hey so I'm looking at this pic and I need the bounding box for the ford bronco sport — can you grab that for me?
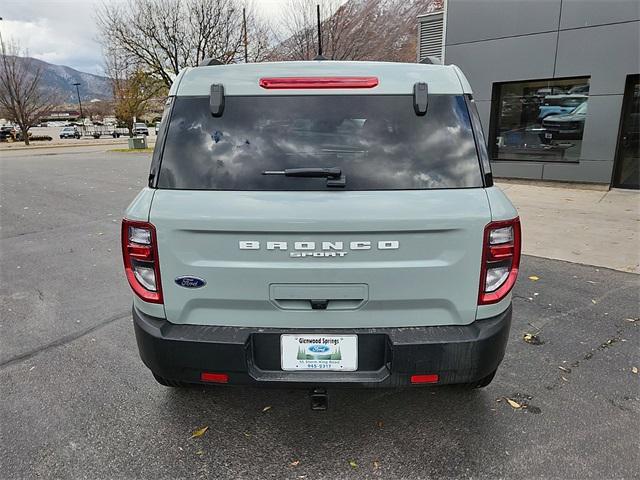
[122,61,521,393]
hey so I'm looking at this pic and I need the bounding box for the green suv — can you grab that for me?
[122,61,521,393]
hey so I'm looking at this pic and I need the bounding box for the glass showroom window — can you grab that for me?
[491,77,590,162]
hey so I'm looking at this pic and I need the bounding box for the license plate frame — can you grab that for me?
[280,334,358,371]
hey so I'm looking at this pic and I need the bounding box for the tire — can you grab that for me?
[460,369,497,389]
[152,372,191,388]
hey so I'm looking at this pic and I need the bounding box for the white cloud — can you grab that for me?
[1,0,109,74]
[0,0,341,74]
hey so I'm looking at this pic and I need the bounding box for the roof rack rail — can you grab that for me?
[199,58,223,67]
[420,56,442,65]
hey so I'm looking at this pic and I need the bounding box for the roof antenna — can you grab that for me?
[313,4,326,60]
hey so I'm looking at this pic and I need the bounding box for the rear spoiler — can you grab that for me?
[210,80,428,117]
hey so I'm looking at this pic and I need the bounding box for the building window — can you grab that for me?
[491,77,590,163]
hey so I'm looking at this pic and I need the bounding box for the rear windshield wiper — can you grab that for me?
[262,167,341,178]
[262,167,346,187]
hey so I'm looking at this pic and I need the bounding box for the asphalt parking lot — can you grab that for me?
[1,146,639,479]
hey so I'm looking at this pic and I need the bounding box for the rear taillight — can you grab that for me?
[478,218,521,305]
[121,219,163,303]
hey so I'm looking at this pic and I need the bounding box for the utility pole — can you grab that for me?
[242,7,248,63]
[72,82,84,123]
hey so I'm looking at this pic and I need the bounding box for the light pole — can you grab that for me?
[72,82,84,123]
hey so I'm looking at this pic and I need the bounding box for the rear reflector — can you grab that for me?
[410,374,439,384]
[259,76,379,89]
[200,372,229,383]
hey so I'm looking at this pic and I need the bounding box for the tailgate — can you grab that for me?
[151,189,490,328]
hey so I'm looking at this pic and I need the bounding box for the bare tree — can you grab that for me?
[0,36,60,145]
[97,0,270,88]
[83,99,114,123]
[275,0,375,61]
[105,49,165,137]
[272,0,444,63]
[243,4,276,63]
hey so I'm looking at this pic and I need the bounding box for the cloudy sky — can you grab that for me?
[0,0,295,76]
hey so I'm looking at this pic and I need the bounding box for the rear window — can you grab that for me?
[157,95,483,190]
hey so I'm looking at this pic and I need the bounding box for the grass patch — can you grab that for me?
[110,147,154,153]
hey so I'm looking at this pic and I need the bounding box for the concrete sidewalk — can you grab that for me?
[497,180,640,274]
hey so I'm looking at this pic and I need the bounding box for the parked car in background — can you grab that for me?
[134,123,149,136]
[538,95,587,121]
[0,125,17,141]
[540,101,588,142]
[59,126,81,139]
[568,84,590,95]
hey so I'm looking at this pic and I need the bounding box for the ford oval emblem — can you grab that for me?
[308,344,330,353]
[175,276,207,289]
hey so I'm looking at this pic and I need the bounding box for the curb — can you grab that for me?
[0,140,157,152]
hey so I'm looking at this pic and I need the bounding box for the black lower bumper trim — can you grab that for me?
[133,305,512,388]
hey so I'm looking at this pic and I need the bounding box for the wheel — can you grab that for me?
[460,369,497,389]
[152,372,191,388]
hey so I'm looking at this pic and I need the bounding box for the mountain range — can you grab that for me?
[15,56,112,102]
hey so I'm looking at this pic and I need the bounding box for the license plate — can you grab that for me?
[281,334,358,371]
[545,133,553,139]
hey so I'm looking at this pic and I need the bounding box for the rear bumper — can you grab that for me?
[133,305,512,388]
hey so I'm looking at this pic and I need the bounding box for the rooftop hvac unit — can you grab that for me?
[417,12,444,63]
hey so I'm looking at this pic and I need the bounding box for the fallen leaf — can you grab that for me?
[243,432,252,437]
[558,366,572,373]
[626,318,638,323]
[591,299,597,304]
[190,426,209,438]
[506,398,521,409]
[561,376,569,382]
[349,460,358,469]
[523,333,544,345]
[290,460,300,467]
[632,367,638,374]
[262,405,272,412]
[376,420,383,428]
[528,275,539,281]
[196,450,204,456]
[373,460,380,470]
